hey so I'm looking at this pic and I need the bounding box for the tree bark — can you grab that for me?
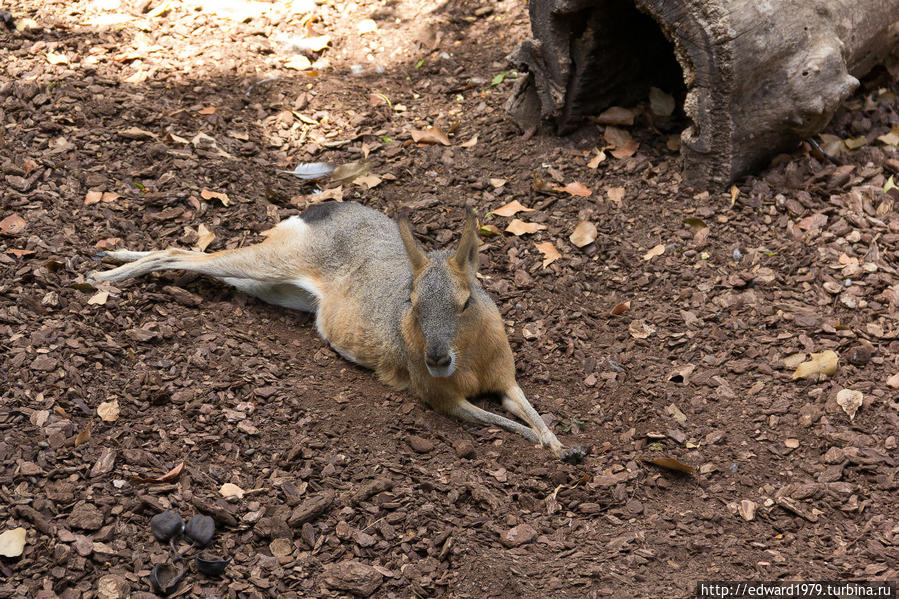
[507,0,899,188]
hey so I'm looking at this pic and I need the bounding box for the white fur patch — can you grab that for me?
[426,350,457,378]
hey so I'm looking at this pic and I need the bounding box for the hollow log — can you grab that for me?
[507,0,899,188]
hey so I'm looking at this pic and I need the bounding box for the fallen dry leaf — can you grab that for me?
[887,373,899,389]
[628,319,655,339]
[84,191,120,206]
[505,220,546,236]
[220,482,245,499]
[591,106,636,126]
[460,135,478,148]
[534,241,561,268]
[0,214,26,235]
[198,106,216,115]
[639,457,695,475]
[410,127,451,146]
[119,126,157,140]
[75,422,91,447]
[0,528,27,558]
[604,126,632,147]
[643,244,665,261]
[729,185,739,208]
[610,140,639,158]
[7,249,35,258]
[556,181,591,197]
[330,161,370,184]
[285,55,312,70]
[87,290,109,305]
[97,399,120,422]
[784,438,800,449]
[354,174,382,189]
[877,126,899,146]
[792,350,838,379]
[606,187,625,204]
[666,364,695,384]
[493,200,534,218]
[489,178,507,188]
[835,389,863,421]
[130,462,185,484]
[609,301,631,316]
[569,221,597,247]
[195,224,215,252]
[738,500,757,521]
[200,188,231,206]
[587,151,606,169]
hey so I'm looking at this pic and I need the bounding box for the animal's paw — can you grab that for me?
[560,445,586,465]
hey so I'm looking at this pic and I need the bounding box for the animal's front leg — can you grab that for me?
[501,385,583,462]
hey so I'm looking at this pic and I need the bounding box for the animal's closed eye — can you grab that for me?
[461,296,471,311]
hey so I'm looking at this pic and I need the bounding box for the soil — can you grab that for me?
[2,1,898,598]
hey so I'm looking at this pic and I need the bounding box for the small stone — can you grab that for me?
[499,523,538,548]
[322,560,383,597]
[625,499,644,515]
[845,341,874,366]
[452,439,476,459]
[269,538,293,557]
[407,435,434,453]
[738,500,758,521]
[69,503,104,531]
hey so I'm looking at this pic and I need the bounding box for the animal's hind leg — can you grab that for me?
[90,243,301,285]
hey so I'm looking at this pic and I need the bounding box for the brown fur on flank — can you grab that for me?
[88,202,582,461]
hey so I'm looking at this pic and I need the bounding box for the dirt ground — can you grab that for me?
[2,0,898,597]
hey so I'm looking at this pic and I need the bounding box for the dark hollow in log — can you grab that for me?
[507,0,899,188]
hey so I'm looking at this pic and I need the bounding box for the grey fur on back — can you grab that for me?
[300,202,414,362]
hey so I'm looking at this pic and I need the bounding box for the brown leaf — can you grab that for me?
[0,214,27,235]
[569,221,597,247]
[354,174,382,189]
[555,181,591,197]
[608,301,631,316]
[200,188,231,206]
[198,106,216,115]
[628,319,655,339]
[7,249,35,258]
[590,106,636,126]
[410,127,451,146]
[606,187,625,204]
[505,219,546,236]
[460,135,478,148]
[639,457,695,475]
[75,421,91,447]
[603,126,632,147]
[534,241,561,268]
[493,200,534,218]
[129,461,185,484]
[478,224,500,237]
[87,290,109,305]
[610,140,639,158]
[330,161,370,184]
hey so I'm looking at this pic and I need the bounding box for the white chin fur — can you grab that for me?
[426,351,456,378]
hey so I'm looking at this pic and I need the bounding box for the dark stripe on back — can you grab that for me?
[300,202,343,224]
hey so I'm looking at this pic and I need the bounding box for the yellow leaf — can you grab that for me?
[877,126,899,146]
[639,457,695,475]
[97,399,120,422]
[505,219,546,236]
[493,200,534,217]
[0,528,27,558]
[643,244,665,261]
[46,51,69,65]
[844,136,867,150]
[479,224,500,237]
[195,224,215,252]
[285,55,312,70]
[534,241,561,268]
[200,188,230,206]
[791,350,838,379]
[569,221,597,247]
[729,185,739,208]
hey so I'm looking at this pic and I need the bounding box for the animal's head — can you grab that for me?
[398,210,484,378]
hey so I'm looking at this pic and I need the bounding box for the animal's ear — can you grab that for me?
[452,209,480,275]
[398,216,428,276]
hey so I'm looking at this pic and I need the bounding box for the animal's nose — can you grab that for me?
[425,351,452,368]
